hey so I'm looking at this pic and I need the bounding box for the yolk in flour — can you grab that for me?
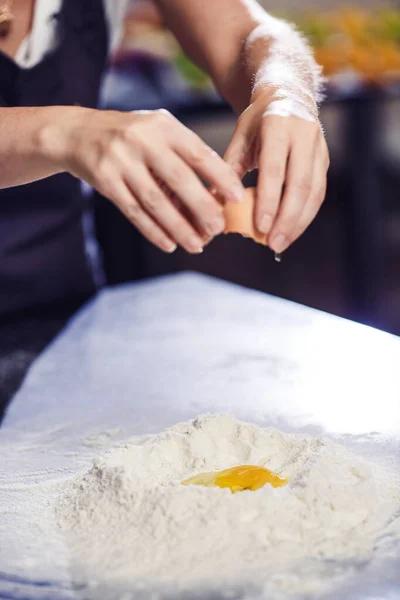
[181,465,288,493]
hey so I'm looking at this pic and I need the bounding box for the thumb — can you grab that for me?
[224,109,258,179]
[224,129,249,179]
[224,119,250,179]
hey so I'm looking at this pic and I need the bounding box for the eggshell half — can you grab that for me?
[223,187,268,246]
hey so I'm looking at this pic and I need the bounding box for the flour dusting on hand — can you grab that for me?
[57,414,400,599]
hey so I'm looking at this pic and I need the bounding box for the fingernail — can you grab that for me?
[187,238,204,254]
[259,214,273,234]
[208,215,225,235]
[165,242,177,253]
[270,233,289,253]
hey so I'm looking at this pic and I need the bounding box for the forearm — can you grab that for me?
[156,0,323,117]
[217,15,323,118]
[0,106,77,189]
[238,16,323,117]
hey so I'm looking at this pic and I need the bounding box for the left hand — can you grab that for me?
[224,91,330,253]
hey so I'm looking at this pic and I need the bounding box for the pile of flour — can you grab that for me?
[57,414,400,599]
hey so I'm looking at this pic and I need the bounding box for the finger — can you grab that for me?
[223,130,248,179]
[291,152,329,243]
[149,151,225,238]
[172,128,245,204]
[268,132,318,254]
[255,116,290,237]
[153,176,213,246]
[224,108,259,179]
[103,178,178,254]
[125,165,205,254]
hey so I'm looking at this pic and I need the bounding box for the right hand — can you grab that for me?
[47,107,244,254]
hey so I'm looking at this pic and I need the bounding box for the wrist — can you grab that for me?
[36,105,90,172]
[250,86,319,122]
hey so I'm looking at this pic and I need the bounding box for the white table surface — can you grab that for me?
[1,272,399,599]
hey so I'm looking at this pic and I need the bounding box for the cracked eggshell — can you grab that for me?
[223,187,268,246]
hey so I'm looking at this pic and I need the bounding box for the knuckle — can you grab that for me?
[227,163,240,180]
[325,153,331,170]
[157,108,172,118]
[155,108,173,127]
[107,136,122,158]
[236,115,245,131]
[168,165,184,188]
[104,128,123,152]
[143,186,163,212]
[317,185,327,204]
[320,138,330,168]
[262,113,286,132]
[119,123,136,143]
[187,147,208,167]
[95,135,122,171]
[277,212,298,234]
[94,160,113,190]
[203,209,224,231]
[95,148,110,171]
[308,121,321,135]
[292,178,312,195]
[121,124,145,151]
[261,112,275,125]
[236,111,249,129]
[95,158,109,180]
[126,201,141,223]
[308,132,320,149]
[99,175,115,198]
[264,161,285,180]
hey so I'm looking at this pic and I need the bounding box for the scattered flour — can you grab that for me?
[57,414,400,599]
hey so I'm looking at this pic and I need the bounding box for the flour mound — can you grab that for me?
[57,414,400,598]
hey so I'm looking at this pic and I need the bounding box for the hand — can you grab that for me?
[47,107,244,254]
[224,91,330,253]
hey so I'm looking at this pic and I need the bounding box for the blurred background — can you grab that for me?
[94,0,400,334]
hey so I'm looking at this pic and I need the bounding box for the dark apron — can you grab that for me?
[0,0,109,317]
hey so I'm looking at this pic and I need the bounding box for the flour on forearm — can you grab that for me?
[245,15,324,123]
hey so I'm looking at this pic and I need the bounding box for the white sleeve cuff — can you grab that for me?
[103,0,132,54]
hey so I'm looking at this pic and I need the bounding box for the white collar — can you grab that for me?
[15,0,63,69]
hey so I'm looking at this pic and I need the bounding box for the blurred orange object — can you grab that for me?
[298,6,400,83]
[334,8,371,43]
[223,187,268,246]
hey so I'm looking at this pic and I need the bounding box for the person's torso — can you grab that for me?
[0,0,109,317]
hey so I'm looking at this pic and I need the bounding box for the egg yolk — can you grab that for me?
[181,465,288,493]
